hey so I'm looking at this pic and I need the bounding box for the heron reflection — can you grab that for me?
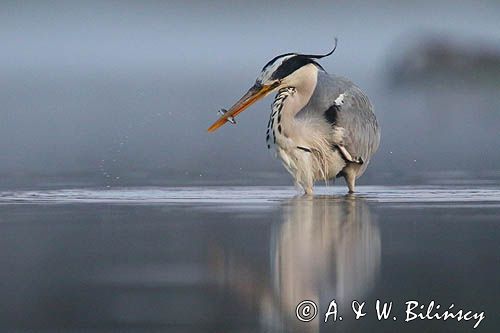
[212,195,380,332]
[267,196,381,332]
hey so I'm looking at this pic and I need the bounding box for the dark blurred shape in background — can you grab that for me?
[389,34,500,87]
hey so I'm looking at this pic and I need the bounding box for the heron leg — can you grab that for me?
[304,186,314,196]
[343,169,356,193]
[294,181,313,196]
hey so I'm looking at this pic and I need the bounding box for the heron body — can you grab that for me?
[208,40,380,194]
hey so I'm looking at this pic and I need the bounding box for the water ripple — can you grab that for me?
[0,186,499,205]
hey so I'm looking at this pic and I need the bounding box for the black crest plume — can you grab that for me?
[300,38,338,59]
[262,38,338,72]
[269,38,339,80]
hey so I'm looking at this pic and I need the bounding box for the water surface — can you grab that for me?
[0,185,498,332]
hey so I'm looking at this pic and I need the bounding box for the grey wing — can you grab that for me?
[299,72,380,166]
[335,84,380,165]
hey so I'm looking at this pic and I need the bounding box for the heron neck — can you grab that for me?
[281,64,319,118]
[266,73,318,149]
[279,67,318,136]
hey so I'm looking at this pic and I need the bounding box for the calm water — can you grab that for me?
[0,185,499,332]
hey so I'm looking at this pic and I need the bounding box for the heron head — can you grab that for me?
[208,39,338,132]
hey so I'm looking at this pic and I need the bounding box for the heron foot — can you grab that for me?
[337,145,363,164]
[353,157,364,165]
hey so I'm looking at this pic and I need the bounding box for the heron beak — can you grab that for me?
[208,82,277,132]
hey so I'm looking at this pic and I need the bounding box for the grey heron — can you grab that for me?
[208,39,380,194]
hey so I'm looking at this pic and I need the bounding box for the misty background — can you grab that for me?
[1,0,499,189]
